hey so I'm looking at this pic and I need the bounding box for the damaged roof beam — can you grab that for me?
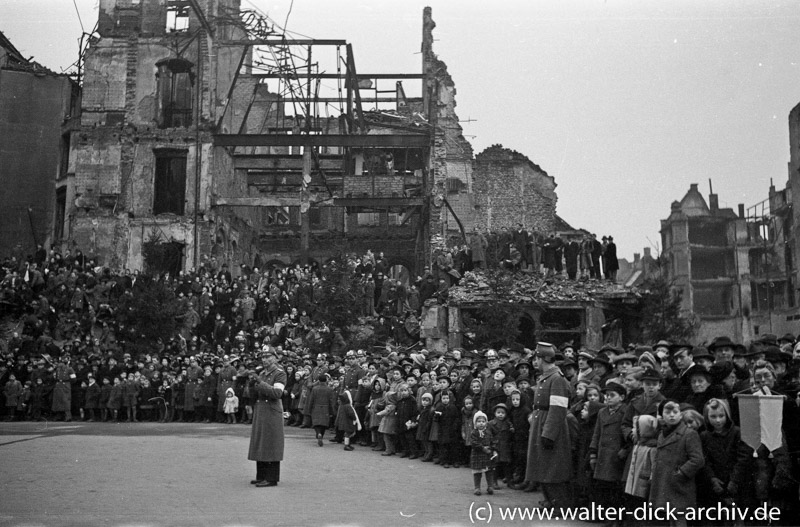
[215,134,429,147]
[250,73,425,79]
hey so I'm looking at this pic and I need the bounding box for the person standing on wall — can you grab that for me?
[248,348,286,487]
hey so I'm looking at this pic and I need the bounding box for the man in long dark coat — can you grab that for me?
[52,357,75,421]
[524,342,573,513]
[248,349,286,487]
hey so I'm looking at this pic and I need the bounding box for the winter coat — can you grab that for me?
[99,384,112,407]
[590,404,628,482]
[248,365,286,462]
[488,418,514,463]
[433,401,460,444]
[367,379,387,430]
[334,392,360,435]
[625,441,656,498]
[509,404,530,456]
[306,384,336,427]
[51,364,75,412]
[649,422,705,512]
[698,424,740,505]
[84,382,101,409]
[462,407,477,446]
[4,379,23,407]
[525,366,573,483]
[416,405,434,441]
[470,427,496,471]
[184,380,198,411]
[378,392,399,435]
[469,232,487,263]
[107,384,123,410]
[223,388,239,414]
[395,395,418,433]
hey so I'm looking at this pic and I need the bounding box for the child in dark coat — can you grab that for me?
[394,383,419,458]
[306,374,336,447]
[334,391,360,451]
[488,403,514,486]
[508,389,531,486]
[417,392,435,461]
[433,390,461,468]
[589,382,628,511]
[470,410,497,495]
[461,395,478,466]
[353,376,372,446]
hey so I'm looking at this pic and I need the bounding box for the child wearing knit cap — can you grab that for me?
[470,410,497,495]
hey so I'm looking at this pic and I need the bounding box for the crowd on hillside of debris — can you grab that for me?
[2,243,799,520]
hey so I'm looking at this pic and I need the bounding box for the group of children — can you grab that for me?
[296,370,531,497]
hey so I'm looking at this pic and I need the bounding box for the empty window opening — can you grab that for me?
[156,58,194,128]
[153,150,187,215]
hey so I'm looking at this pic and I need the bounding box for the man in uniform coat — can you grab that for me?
[248,349,286,487]
[524,342,573,513]
[52,356,76,421]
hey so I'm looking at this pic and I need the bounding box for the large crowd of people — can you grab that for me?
[2,243,799,524]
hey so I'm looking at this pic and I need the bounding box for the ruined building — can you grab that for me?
[661,182,797,344]
[53,1,559,278]
[0,32,78,258]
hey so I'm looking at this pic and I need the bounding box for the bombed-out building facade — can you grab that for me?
[661,180,797,344]
[52,0,560,279]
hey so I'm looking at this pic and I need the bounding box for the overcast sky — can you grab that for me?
[4,0,800,260]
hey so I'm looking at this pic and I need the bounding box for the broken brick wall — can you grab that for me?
[472,145,557,235]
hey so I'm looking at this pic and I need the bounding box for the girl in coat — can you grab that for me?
[623,414,658,508]
[377,391,399,455]
[223,387,239,424]
[334,391,360,451]
[698,398,740,510]
[461,396,478,467]
[470,411,496,495]
[305,374,335,447]
[367,377,387,451]
[649,399,705,527]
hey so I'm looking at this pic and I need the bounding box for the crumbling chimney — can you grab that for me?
[643,247,651,258]
[738,203,745,218]
[633,253,641,268]
[709,193,719,212]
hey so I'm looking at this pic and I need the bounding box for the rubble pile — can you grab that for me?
[448,270,641,304]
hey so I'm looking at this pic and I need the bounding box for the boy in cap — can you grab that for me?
[589,381,628,513]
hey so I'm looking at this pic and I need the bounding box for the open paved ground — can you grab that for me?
[0,421,566,527]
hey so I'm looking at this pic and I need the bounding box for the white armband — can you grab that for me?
[549,395,568,408]
[273,383,285,391]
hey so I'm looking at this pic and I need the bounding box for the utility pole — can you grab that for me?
[300,147,311,264]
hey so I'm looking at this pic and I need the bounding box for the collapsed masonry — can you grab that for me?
[59,1,559,280]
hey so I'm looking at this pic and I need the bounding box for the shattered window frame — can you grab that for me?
[155,58,194,129]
